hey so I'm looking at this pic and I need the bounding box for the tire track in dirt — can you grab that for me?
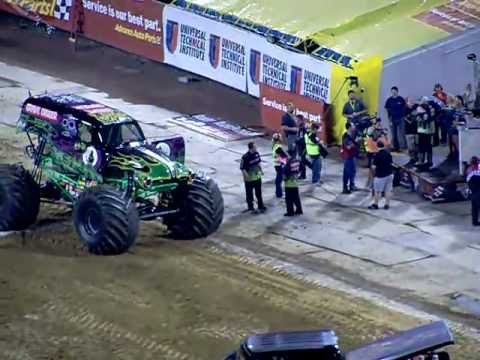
[32,296,198,360]
[151,243,404,343]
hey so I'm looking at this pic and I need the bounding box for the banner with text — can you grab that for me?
[163,6,248,92]
[82,0,164,62]
[247,33,332,103]
[0,0,73,31]
[260,83,327,142]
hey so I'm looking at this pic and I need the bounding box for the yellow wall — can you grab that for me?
[330,55,384,143]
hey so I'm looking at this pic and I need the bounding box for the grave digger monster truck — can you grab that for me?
[0,93,223,255]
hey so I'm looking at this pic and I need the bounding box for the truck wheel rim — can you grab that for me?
[84,208,101,236]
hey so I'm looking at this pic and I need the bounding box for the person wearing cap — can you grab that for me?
[272,133,288,198]
[240,141,266,214]
[368,140,393,210]
[304,122,327,184]
[466,156,480,226]
[283,149,303,217]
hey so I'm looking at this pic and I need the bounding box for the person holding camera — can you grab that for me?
[365,117,390,189]
[295,114,310,180]
[304,122,328,185]
[416,99,435,170]
[404,97,419,165]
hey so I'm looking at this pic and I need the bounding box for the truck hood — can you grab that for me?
[345,321,454,360]
[109,146,189,180]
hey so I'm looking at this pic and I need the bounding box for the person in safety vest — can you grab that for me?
[304,122,327,184]
[272,133,288,198]
[240,141,266,214]
[283,149,303,217]
[466,156,480,226]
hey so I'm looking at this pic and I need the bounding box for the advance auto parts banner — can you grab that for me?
[260,83,327,143]
[82,0,164,62]
[247,33,332,103]
[163,6,248,92]
[0,0,73,31]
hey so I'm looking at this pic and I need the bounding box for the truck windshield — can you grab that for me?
[106,122,145,148]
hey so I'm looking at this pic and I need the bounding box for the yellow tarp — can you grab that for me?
[187,0,450,60]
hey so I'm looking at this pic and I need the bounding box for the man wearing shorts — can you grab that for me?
[368,140,393,210]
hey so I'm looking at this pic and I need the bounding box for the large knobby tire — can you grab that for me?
[165,177,224,239]
[0,164,40,231]
[73,187,139,255]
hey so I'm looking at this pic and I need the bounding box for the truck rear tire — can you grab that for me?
[73,187,139,255]
[165,177,224,239]
[0,164,40,231]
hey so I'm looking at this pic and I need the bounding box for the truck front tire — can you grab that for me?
[165,177,224,239]
[0,164,40,231]
[74,187,139,255]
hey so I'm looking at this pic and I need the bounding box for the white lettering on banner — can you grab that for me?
[82,0,162,32]
[179,24,206,60]
[262,97,321,123]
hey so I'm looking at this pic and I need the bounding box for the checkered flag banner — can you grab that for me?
[54,0,72,21]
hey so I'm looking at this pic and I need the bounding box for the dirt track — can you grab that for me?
[1,125,479,359]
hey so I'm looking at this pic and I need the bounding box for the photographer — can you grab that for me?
[404,97,419,165]
[416,98,435,169]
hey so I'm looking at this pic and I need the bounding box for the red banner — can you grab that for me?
[260,83,328,142]
[82,0,164,62]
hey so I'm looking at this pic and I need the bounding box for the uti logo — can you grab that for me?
[249,49,261,85]
[165,20,179,54]
[209,34,221,68]
[290,66,303,94]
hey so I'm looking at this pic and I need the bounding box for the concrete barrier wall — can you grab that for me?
[379,28,480,121]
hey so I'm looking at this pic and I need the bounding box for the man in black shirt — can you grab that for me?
[240,142,266,214]
[368,141,393,210]
[295,114,309,179]
[282,102,298,154]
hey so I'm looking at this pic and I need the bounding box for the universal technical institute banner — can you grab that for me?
[163,5,248,92]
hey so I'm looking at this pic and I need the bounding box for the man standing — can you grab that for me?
[283,149,303,217]
[281,102,298,154]
[416,99,435,169]
[343,90,368,130]
[240,142,266,214]
[304,122,325,184]
[385,86,407,152]
[368,141,394,210]
[341,122,358,194]
[466,156,480,226]
[272,133,288,198]
[295,114,309,180]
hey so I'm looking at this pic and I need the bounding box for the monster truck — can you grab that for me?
[225,320,454,360]
[0,93,223,255]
